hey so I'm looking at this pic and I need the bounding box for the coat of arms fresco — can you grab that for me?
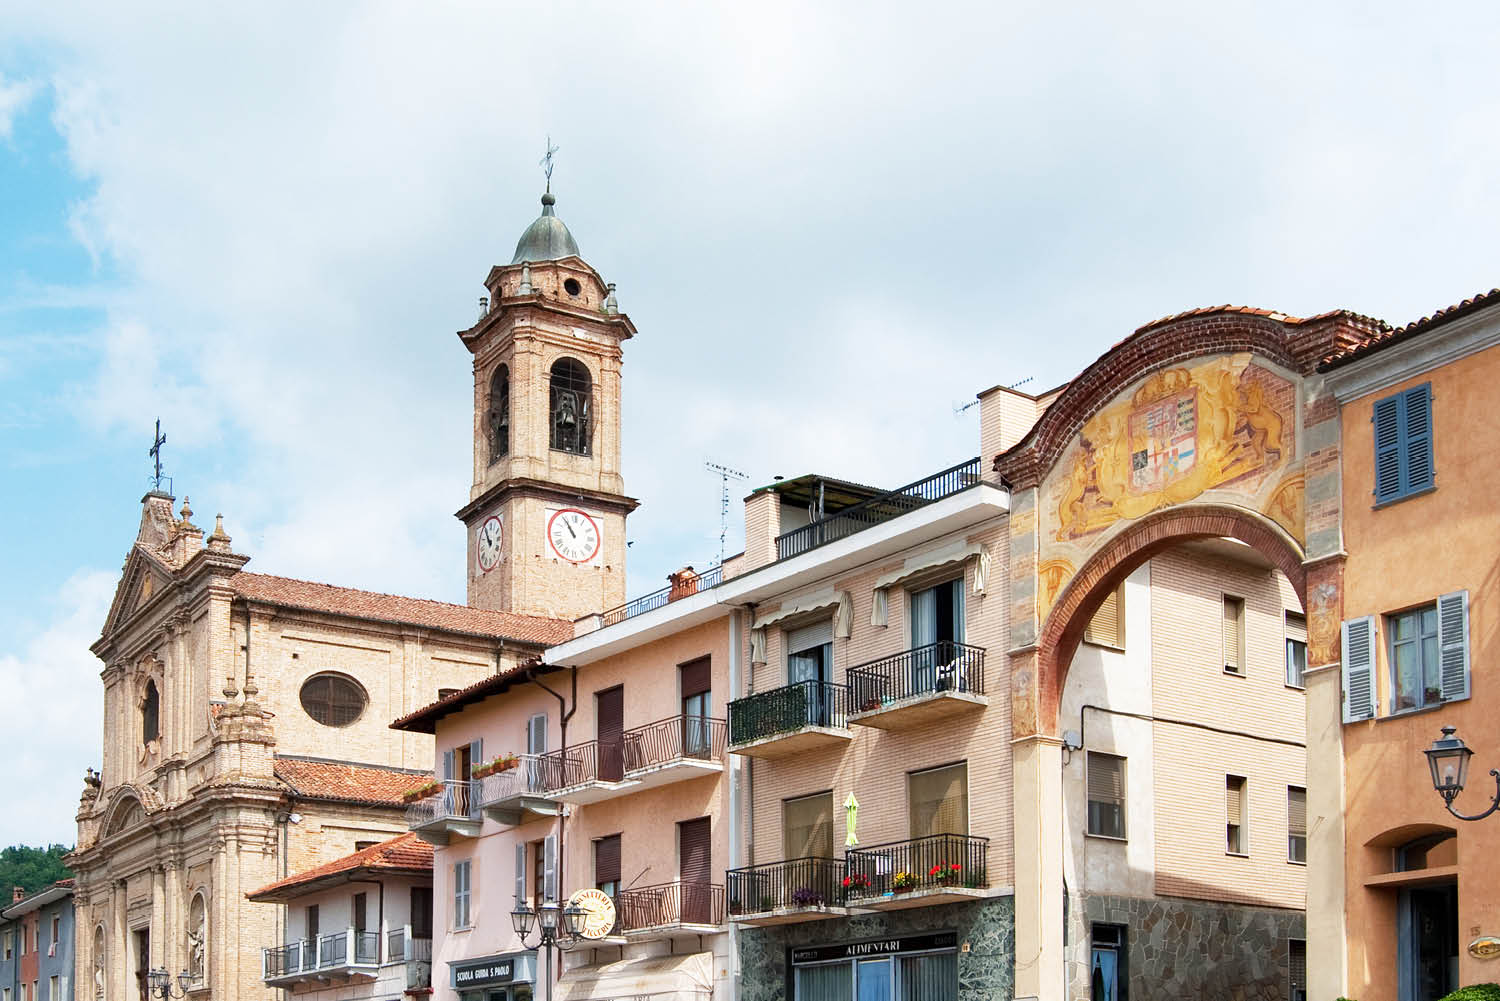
[1037,354,1302,616]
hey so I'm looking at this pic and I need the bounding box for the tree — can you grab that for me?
[0,845,74,898]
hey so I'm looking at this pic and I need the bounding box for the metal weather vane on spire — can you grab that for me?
[540,136,560,193]
[149,418,168,492]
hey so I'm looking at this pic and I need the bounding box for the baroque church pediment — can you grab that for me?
[101,545,177,639]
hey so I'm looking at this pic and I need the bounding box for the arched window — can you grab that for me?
[549,358,593,456]
[142,679,160,744]
[299,673,368,727]
[487,364,510,464]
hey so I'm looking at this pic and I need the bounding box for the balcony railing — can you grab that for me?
[847,641,986,711]
[384,926,433,963]
[618,881,726,931]
[726,857,847,916]
[776,458,982,560]
[844,833,989,899]
[536,740,626,791]
[728,680,849,746]
[478,755,552,803]
[599,564,725,628]
[405,779,480,830]
[262,929,379,981]
[623,715,727,772]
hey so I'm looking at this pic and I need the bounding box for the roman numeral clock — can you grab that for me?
[546,508,601,564]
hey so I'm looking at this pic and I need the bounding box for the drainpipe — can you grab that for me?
[528,664,577,988]
[727,608,743,1001]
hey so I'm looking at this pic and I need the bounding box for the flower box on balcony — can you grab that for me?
[471,754,520,780]
[401,781,442,804]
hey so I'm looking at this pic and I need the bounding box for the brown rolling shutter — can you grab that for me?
[1087,754,1124,807]
[908,763,968,838]
[782,793,834,859]
[1223,596,1245,672]
[595,835,621,887]
[678,817,713,924]
[1226,776,1245,826]
[597,686,624,781]
[680,657,712,699]
[1285,612,1307,645]
[1288,787,1307,838]
[1083,586,1123,648]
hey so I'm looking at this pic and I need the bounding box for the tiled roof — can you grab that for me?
[389,660,551,734]
[245,832,432,901]
[1134,303,1389,338]
[274,755,430,807]
[1320,288,1500,370]
[1,880,74,918]
[230,572,572,645]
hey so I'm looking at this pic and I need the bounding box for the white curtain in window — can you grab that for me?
[900,954,958,1001]
[910,588,937,649]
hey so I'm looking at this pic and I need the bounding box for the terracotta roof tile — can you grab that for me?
[246,832,432,901]
[1321,288,1500,369]
[389,660,549,734]
[274,755,430,807]
[231,572,572,646]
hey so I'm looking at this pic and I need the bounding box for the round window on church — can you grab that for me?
[563,277,581,296]
[300,673,368,728]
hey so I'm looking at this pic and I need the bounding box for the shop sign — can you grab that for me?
[1470,936,1500,960]
[452,952,535,988]
[791,931,958,965]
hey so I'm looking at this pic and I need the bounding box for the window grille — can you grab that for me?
[299,674,367,727]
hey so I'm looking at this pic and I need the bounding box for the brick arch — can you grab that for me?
[1036,504,1308,734]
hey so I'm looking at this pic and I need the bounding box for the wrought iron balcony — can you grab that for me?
[776,458,982,560]
[844,833,990,909]
[617,881,726,936]
[477,755,560,825]
[262,929,380,985]
[405,779,481,844]
[727,680,851,758]
[598,564,725,628]
[536,715,728,803]
[726,857,849,926]
[384,927,433,990]
[846,641,988,729]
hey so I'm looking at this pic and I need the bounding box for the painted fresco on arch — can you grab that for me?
[1037,354,1303,619]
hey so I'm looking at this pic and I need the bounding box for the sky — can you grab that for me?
[1,2,1498,846]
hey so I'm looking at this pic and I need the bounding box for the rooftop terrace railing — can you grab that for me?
[776,457,982,560]
[598,564,725,628]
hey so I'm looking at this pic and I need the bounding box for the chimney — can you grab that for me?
[12,887,23,903]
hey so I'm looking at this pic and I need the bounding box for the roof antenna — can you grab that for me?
[705,461,748,566]
[540,136,559,195]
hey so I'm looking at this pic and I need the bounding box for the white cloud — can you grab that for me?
[0,570,114,845]
[0,74,38,140]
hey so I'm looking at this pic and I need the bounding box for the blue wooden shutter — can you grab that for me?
[441,748,454,782]
[1403,384,1434,492]
[1341,617,1376,722]
[514,841,526,906]
[1373,395,1402,502]
[1437,590,1470,702]
[544,834,557,902]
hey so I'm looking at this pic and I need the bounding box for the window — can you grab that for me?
[299,673,368,727]
[411,887,433,939]
[680,657,712,759]
[1285,611,1307,688]
[353,891,367,936]
[49,916,58,952]
[1226,775,1247,855]
[1373,382,1433,504]
[4,928,10,959]
[1086,753,1126,840]
[354,840,379,851]
[786,621,834,726]
[527,713,548,755]
[1344,592,1468,722]
[142,678,160,744]
[453,860,472,929]
[1390,604,1441,712]
[1287,786,1307,864]
[910,578,965,695]
[783,792,834,859]
[1091,924,1129,1001]
[514,835,555,909]
[792,949,958,1001]
[1289,938,1307,1001]
[1083,585,1125,649]
[908,762,968,838]
[594,834,621,899]
[487,363,510,463]
[1222,596,1245,675]
[548,357,593,455]
[305,904,319,941]
[47,979,56,1001]
[19,923,25,954]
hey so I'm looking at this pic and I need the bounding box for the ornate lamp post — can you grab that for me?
[1425,726,1500,821]
[511,897,588,1001]
[146,968,193,999]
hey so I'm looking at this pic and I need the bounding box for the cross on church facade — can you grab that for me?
[149,418,168,492]
[540,136,559,192]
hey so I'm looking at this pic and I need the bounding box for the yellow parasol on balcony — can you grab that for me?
[844,792,859,847]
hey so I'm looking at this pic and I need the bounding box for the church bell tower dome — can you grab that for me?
[510,192,581,264]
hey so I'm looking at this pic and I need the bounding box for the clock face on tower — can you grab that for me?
[476,515,504,572]
[547,508,602,564]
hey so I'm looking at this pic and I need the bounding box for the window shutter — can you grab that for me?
[470,739,483,775]
[1087,754,1124,807]
[1288,786,1307,839]
[782,793,834,859]
[1223,597,1244,672]
[514,842,526,905]
[1285,612,1307,645]
[1084,587,1122,648]
[1225,777,1244,827]
[528,714,547,755]
[678,817,712,885]
[908,763,969,838]
[594,835,621,887]
[442,749,455,782]
[1373,393,1403,501]
[543,834,557,902]
[1341,616,1377,722]
[1437,590,1471,702]
[680,657,712,699]
[1404,384,1434,492]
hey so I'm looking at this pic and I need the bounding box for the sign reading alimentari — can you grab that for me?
[791,931,959,965]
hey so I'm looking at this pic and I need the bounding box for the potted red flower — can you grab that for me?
[929,862,963,886]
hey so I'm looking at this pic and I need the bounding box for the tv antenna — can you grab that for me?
[953,376,1033,417]
[705,461,748,566]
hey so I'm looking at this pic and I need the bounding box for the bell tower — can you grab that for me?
[456,188,637,620]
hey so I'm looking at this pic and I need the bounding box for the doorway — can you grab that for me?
[1400,883,1458,1001]
[133,928,150,1001]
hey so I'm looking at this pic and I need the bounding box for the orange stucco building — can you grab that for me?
[1313,290,1500,1001]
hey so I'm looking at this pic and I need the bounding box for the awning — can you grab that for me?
[871,541,988,625]
[555,952,715,1001]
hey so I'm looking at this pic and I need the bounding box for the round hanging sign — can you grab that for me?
[568,888,617,940]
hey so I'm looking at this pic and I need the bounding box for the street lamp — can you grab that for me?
[1425,726,1500,821]
[146,969,192,999]
[511,897,588,1001]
